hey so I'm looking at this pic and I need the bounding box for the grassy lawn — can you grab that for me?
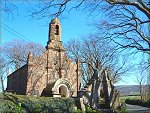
[120,95,141,103]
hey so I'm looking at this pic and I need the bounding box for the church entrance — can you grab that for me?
[58,85,69,97]
[52,78,72,98]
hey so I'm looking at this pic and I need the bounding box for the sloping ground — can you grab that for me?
[0,93,76,113]
[115,85,140,96]
[116,85,150,96]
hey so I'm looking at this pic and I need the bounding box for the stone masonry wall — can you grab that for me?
[7,65,28,94]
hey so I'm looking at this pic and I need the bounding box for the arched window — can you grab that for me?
[55,25,59,35]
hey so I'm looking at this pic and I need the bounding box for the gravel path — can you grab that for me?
[126,104,150,113]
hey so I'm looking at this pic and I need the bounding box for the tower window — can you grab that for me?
[55,25,59,35]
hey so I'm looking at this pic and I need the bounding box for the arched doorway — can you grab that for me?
[58,85,69,97]
[52,78,73,98]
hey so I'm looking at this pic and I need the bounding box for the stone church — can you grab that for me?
[7,18,80,97]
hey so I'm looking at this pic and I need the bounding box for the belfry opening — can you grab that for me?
[55,25,59,35]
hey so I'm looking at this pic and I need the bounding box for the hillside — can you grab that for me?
[115,85,140,96]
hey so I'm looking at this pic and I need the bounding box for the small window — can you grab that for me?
[55,25,59,35]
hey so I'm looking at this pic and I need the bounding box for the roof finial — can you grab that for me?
[27,51,33,64]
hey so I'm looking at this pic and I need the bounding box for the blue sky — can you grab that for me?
[0,1,141,86]
[1,1,94,46]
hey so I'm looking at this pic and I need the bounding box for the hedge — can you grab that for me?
[0,93,76,113]
[125,99,150,108]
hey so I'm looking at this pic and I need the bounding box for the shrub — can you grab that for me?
[145,99,150,107]
[0,100,26,113]
[125,99,150,108]
[0,93,76,113]
[86,106,93,113]
[120,103,128,113]
[74,109,83,113]
[85,106,102,113]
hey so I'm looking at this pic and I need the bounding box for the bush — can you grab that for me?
[145,99,150,107]
[74,109,83,113]
[0,93,76,113]
[85,106,102,113]
[120,103,128,113]
[0,100,26,113]
[86,106,93,113]
[125,99,150,108]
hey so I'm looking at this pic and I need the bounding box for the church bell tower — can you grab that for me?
[46,18,65,83]
[46,18,64,50]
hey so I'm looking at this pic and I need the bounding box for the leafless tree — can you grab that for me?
[65,34,130,86]
[0,0,19,19]
[2,0,149,55]
[1,39,45,71]
[94,2,150,56]
[19,0,149,70]
[134,71,147,99]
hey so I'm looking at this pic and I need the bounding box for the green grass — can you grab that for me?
[120,95,141,103]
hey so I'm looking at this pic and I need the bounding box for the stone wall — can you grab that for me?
[26,52,47,95]
[25,46,79,97]
[7,65,28,94]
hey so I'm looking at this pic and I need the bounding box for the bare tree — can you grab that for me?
[65,34,129,85]
[0,0,19,20]
[31,0,149,63]
[95,4,150,53]
[134,71,147,99]
[16,0,149,70]
[2,0,149,55]
[1,39,45,71]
